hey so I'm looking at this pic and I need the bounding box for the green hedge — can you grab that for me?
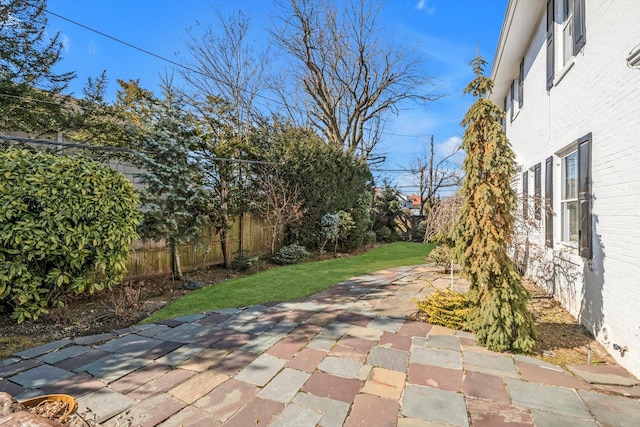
[0,149,141,322]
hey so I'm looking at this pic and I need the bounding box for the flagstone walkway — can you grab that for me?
[1,266,639,426]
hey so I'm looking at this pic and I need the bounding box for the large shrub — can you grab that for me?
[263,128,373,249]
[0,149,141,322]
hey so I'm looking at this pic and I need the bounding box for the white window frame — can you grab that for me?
[561,0,575,66]
[560,151,578,246]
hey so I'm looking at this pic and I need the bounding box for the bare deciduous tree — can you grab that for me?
[180,9,270,136]
[406,135,463,217]
[253,166,305,255]
[271,0,439,159]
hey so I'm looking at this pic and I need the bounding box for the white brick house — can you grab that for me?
[489,0,640,377]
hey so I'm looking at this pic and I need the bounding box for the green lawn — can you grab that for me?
[144,241,433,323]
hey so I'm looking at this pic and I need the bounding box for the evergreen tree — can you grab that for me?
[0,0,75,134]
[135,85,207,280]
[455,55,535,353]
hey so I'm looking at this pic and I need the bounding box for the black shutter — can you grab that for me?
[573,0,586,55]
[518,58,524,108]
[545,156,553,248]
[578,133,592,259]
[522,171,529,220]
[546,0,555,89]
[534,163,541,220]
[510,81,515,121]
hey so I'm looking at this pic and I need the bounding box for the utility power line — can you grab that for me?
[42,9,432,141]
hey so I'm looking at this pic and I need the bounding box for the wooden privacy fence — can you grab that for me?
[125,213,276,279]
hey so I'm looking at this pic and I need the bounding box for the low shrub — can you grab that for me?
[363,231,377,246]
[273,244,310,265]
[413,289,471,331]
[232,250,264,271]
[377,226,391,241]
[425,245,454,273]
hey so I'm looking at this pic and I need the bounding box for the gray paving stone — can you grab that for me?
[367,317,404,333]
[0,359,43,378]
[136,324,171,337]
[173,313,206,323]
[401,384,469,426]
[236,319,277,335]
[37,345,89,364]
[308,335,336,351]
[155,344,204,367]
[293,393,350,427]
[0,357,20,367]
[153,323,220,344]
[412,337,428,347]
[320,321,354,339]
[73,333,116,346]
[236,354,287,386]
[514,354,564,371]
[367,347,409,372]
[318,356,363,378]
[410,347,461,370]
[426,334,461,351]
[214,307,242,315]
[506,378,591,419]
[463,351,518,377]
[9,365,73,388]
[0,378,27,396]
[240,334,282,354]
[577,389,640,427]
[80,353,152,383]
[14,388,43,400]
[266,320,300,336]
[13,338,72,359]
[96,334,165,357]
[531,410,597,427]
[257,368,311,403]
[76,387,134,423]
[297,302,328,312]
[270,403,322,427]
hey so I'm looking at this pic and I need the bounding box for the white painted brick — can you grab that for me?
[492,0,640,377]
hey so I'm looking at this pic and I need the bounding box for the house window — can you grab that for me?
[562,0,574,66]
[518,58,524,108]
[522,171,529,220]
[545,156,554,248]
[534,163,541,220]
[547,0,585,88]
[561,151,578,244]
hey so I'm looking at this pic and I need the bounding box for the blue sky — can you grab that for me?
[46,0,508,194]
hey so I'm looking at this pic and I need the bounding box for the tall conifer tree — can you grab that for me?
[455,55,535,353]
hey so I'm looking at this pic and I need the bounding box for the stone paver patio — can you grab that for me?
[1,265,640,426]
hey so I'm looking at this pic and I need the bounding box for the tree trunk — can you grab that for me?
[171,242,183,280]
[220,179,232,269]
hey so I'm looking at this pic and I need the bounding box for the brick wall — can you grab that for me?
[495,0,640,377]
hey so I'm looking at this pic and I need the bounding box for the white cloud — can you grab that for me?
[61,34,71,52]
[416,0,436,15]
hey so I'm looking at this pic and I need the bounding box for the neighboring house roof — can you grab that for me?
[490,0,545,103]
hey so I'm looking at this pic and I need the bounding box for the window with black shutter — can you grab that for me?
[546,0,555,89]
[534,163,542,220]
[518,58,524,108]
[510,81,515,121]
[577,133,592,259]
[522,171,529,220]
[573,0,586,55]
[545,156,553,248]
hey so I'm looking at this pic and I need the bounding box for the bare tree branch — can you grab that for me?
[271,0,440,159]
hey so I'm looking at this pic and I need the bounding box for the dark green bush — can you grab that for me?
[377,226,392,241]
[231,250,264,271]
[363,231,377,246]
[0,149,141,322]
[272,243,310,265]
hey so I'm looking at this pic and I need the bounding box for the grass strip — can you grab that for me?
[144,242,433,323]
